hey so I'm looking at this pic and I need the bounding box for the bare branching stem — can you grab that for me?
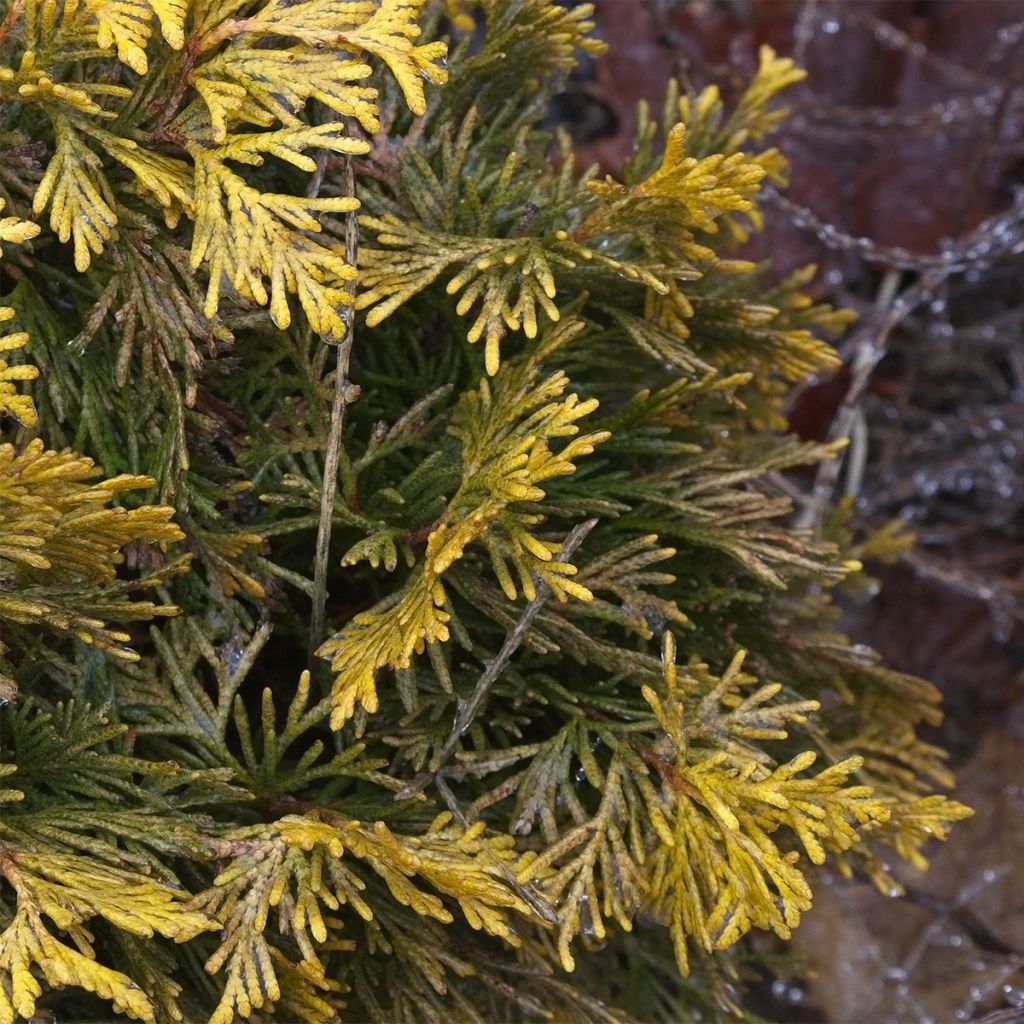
[433,517,598,769]
[310,157,357,660]
[397,518,599,799]
[796,269,944,531]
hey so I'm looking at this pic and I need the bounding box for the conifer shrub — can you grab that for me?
[0,1,972,1020]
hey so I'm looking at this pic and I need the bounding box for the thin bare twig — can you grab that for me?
[397,517,599,799]
[796,269,907,530]
[792,0,819,68]
[811,274,925,510]
[309,157,358,660]
[901,550,1024,619]
[952,56,1024,236]
[838,8,996,91]
[434,517,598,769]
[765,186,1023,274]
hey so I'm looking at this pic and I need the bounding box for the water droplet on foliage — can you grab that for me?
[1003,985,1024,1009]
[220,638,244,676]
[992,613,1012,644]
[578,894,596,937]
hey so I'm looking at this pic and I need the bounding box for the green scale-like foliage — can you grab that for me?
[0,1,970,1021]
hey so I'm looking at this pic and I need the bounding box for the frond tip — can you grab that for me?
[195,811,542,1024]
[190,157,360,337]
[0,440,183,675]
[0,203,41,427]
[0,849,215,1024]
[0,312,38,428]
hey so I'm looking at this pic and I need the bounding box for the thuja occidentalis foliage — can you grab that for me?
[0,1,971,1021]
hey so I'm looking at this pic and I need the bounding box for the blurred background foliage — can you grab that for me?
[553,2,1024,1021]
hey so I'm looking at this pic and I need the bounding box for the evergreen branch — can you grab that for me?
[0,4,976,1018]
